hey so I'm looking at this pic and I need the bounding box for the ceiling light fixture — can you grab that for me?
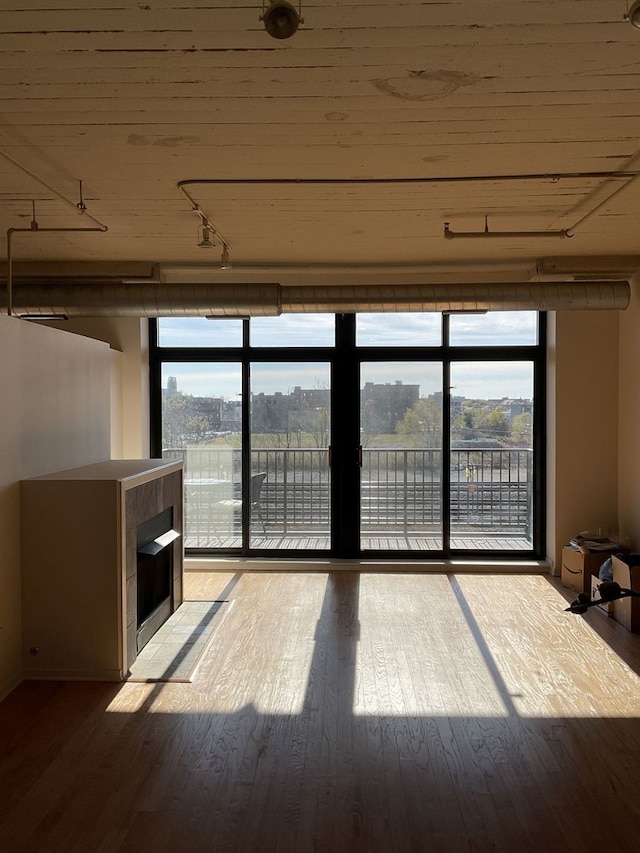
[260,1,303,39]
[220,244,231,269]
[625,0,640,27]
[197,223,215,249]
[17,313,69,322]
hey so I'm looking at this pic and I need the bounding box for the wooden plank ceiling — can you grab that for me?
[0,0,639,281]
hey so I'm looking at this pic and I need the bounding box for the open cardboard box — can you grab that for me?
[612,554,640,632]
[590,574,614,616]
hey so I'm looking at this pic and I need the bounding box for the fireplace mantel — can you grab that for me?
[21,459,184,681]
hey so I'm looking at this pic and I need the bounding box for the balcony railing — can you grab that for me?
[164,446,533,550]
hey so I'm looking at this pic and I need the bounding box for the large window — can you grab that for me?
[150,312,545,559]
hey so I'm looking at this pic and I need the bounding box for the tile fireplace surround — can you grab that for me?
[21,459,184,681]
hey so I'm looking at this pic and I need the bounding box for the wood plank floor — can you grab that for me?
[3,571,640,852]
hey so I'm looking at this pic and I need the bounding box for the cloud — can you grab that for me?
[159,312,537,400]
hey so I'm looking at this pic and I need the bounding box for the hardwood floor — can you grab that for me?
[3,571,640,852]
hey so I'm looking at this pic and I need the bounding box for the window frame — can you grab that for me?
[149,313,546,560]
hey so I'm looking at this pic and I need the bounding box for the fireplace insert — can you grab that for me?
[136,507,179,652]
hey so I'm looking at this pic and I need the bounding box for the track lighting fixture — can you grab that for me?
[220,244,231,269]
[261,1,302,39]
[626,1,640,27]
[198,223,215,249]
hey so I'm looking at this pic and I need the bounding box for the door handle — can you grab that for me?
[358,445,363,467]
[328,445,332,468]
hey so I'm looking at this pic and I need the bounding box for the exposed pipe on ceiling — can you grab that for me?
[2,280,630,318]
[0,149,108,231]
[442,150,640,239]
[178,159,640,244]
[178,172,638,189]
[6,225,108,316]
[563,147,640,235]
[443,221,571,241]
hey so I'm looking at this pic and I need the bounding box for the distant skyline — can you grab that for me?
[159,311,536,400]
[163,362,533,403]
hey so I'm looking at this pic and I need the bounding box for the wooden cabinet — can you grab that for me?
[21,459,183,681]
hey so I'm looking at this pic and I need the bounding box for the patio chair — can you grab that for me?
[217,472,267,535]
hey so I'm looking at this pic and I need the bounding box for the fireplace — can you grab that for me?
[136,507,179,653]
[21,459,184,681]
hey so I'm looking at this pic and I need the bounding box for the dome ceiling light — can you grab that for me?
[260,1,303,39]
[625,1,640,27]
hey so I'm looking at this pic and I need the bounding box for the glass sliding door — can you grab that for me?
[161,363,242,548]
[449,361,534,550]
[360,362,443,551]
[152,311,544,559]
[250,362,331,549]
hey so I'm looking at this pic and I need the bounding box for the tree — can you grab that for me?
[451,409,475,442]
[395,398,442,447]
[511,412,532,447]
[162,393,211,447]
[163,393,192,448]
[305,405,330,448]
[483,408,510,441]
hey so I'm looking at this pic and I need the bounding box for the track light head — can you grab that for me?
[198,224,215,249]
[261,1,302,39]
[626,1,640,27]
[221,244,232,269]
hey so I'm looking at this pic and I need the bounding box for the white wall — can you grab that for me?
[618,276,640,548]
[42,317,150,458]
[110,349,124,459]
[0,315,112,700]
[547,309,620,571]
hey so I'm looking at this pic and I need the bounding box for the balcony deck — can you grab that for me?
[185,533,533,552]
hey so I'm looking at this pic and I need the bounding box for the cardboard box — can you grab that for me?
[561,547,611,594]
[612,554,640,632]
[590,574,614,615]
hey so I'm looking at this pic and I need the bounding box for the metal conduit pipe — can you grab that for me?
[0,150,108,232]
[177,172,639,189]
[7,226,108,316]
[1,280,630,317]
[178,157,640,241]
[564,147,640,236]
[443,222,570,240]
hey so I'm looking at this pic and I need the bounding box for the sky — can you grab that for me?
[159,312,537,400]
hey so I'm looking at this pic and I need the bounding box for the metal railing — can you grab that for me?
[164,446,533,546]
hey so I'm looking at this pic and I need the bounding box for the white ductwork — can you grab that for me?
[1,279,630,317]
[5,282,282,318]
[282,281,630,313]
